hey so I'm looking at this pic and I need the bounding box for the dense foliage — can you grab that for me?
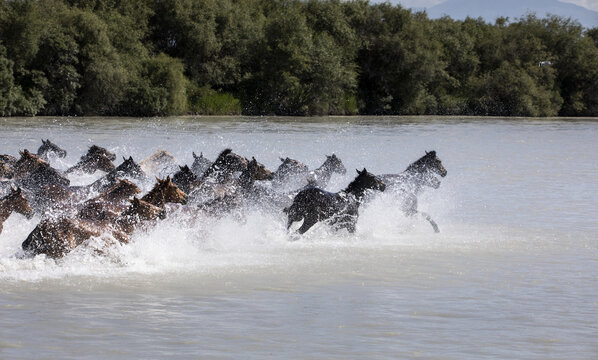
[1,0,597,117]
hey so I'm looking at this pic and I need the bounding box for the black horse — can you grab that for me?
[379,151,447,233]
[285,168,386,235]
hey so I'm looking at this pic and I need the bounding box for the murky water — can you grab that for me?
[1,116,597,359]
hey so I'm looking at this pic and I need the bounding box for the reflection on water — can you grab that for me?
[1,116,598,359]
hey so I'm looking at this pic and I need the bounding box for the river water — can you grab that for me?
[1,116,597,359]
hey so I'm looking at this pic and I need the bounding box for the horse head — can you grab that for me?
[404,151,447,190]
[142,176,188,206]
[191,152,212,175]
[4,187,34,219]
[324,154,347,175]
[38,139,67,159]
[246,157,274,181]
[113,156,145,179]
[275,157,309,179]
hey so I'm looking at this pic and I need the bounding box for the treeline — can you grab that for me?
[1,0,597,117]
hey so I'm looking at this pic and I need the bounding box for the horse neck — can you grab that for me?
[401,168,427,193]
[141,188,164,207]
[342,181,367,202]
[0,197,13,221]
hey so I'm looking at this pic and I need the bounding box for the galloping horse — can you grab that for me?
[37,139,67,160]
[0,187,34,235]
[285,169,386,235]
[379,151,447,233]
[12,150,70,190]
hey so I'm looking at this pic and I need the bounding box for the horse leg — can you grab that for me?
[296,215,318,235]
[418,211,440,233]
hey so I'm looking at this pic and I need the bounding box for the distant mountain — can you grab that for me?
[425,0,598,28]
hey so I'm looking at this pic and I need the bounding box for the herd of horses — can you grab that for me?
[0,139,447,259]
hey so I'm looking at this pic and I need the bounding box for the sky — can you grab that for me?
[383,0,598,11]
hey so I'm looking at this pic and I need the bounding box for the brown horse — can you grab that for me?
[0,187,34,234]
[141,176,188,207]
[22,197,165,258]
[0,154,17,179]
[12,150,70,190]
[78,179,142,222]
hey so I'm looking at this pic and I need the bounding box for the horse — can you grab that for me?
[141,176,188,207]
[378,151,447,233]
[22,197,166,258]
[285,168,386,235]
[201,149,248,183]
[78,179,142,222]
[66,145,116,174]
[11,150,70,191]
[197,157,274,216]
[140,150,179,178]
[307,154,347,189]
[0,187,34,235]
[190,152,212,176]
[37,139,67,160]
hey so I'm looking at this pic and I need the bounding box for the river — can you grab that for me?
[1,116,597,359]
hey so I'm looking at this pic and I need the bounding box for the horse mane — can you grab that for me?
[405,151,436,173]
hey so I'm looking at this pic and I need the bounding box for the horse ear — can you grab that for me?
[192,152,198,159]
[429,151,436,156]
[280,157,284,162]
[356,169,361,174]
[122,156,127,162]
[19,150,24,156]
[166,175,171,182]
[362,168,367,173]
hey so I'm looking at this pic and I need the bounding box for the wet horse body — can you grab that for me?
[0,187,34,234]
[22,197,165,258]
[379,151,447,232]
[286,169,386,234]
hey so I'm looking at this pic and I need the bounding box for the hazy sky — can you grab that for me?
[382,0,598,11]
